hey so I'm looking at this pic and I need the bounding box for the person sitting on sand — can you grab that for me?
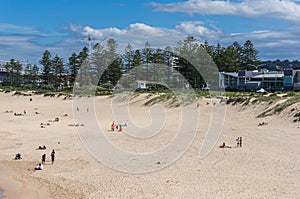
[15,153,22,160]
[38,146,46,150]
[34,163,43,170]
[219,142,226,148]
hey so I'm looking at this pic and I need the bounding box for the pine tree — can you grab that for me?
[52,55,64,88]
[39,50,52,86]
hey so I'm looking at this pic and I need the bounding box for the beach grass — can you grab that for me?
[258,94,300,117]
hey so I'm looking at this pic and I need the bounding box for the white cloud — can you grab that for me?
[175,21,223,40]
[71,23,187,51]
[1,21,300,64]
[0,23,40,34]
[222,27,300,60]
[70,23,82,32]
[82,26,123,40]
[149,0,300,22]
[0,24,77,64]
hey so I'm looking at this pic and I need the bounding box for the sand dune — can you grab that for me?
[0,92,299,198]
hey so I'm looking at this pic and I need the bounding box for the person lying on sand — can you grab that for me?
[14,112,24,116]
[258,122,268,126]
[68,123,85,127]
[219,142,232,148]
[48,118,59,122]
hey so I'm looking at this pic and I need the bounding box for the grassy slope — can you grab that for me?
[1,87,300,122]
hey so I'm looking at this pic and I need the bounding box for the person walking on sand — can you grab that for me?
[239,137,242,147]
[236,137,240,147]
[51,149,55,164]
[42,154,46,164]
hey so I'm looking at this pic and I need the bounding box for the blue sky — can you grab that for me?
[1,0,300,65]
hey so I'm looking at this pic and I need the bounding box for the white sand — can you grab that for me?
[0,92,299,198]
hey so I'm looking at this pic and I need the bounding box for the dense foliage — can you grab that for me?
[1,37,263,89]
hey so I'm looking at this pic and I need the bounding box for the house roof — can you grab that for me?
[252,74,284,78]
[221,72,239,77]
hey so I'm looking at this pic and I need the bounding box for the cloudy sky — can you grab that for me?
[1,0,300,65]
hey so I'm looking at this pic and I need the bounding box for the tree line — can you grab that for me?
[2,37,260,89]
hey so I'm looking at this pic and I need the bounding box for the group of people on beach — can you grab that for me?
[219,137,243,148]
[110,121,126,132]
[4,109,26,116]
[40,117,61,128]
[35,149,55,170]
[14,110,26,116]
[76,106,89,113]
[37,145,46,150]
[14,149,56,171]
[236,137,242,147]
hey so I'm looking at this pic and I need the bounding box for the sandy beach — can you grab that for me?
[0,91,299,198]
